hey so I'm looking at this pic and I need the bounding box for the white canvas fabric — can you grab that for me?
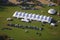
[27,14,32,18]
[13,11,18,17]
[20,12,25,18]
[26,13,29,18]
[42,16,47,22]
[31,14,36,20]
[40,15,43,21]
[13,11,52,23]
[21,19,29,22]
[48,9,56,14]
[17,12,22,18]
[24,13,28,18]
[17,12,24,18]
[36,16,40,21]
[35,15,39,20]
[50,23,56,26]
[46,17,52,23]
[27,13,33,20]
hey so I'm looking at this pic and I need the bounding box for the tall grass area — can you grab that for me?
[0,6,60,40]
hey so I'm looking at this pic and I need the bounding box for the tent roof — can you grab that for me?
[13,11,52,23]
[48,9,56,14]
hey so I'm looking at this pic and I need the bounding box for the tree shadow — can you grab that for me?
[51,19,57,23]
[0,35,8,40]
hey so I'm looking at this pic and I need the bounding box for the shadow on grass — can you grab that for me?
[0,6,6,12]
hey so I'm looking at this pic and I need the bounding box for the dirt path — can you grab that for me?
[9,0,16,3]
[38,0,50,4]
[8,0,57,5]
[38,0,57,5]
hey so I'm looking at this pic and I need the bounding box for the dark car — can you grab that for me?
[7,23,15,27]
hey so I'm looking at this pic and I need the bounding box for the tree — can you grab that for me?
[0,32,8,40]
[51,0,60,5]
[0,0,8,5]
[0,0,3,5]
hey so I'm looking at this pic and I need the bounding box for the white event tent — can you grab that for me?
[48,9,56,14]
[13,11,52,23]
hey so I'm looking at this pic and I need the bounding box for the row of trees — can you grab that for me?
[0,0,17,6]
[0,0,8,5]
[51,0,60,5]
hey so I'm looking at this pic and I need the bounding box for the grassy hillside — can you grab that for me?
[0,6,60,40]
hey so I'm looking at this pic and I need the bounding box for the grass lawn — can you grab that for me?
[0,5,60,40]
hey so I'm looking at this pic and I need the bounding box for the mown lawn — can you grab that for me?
[0,6,60,40]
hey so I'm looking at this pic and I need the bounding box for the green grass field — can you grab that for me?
[0,6,60,40]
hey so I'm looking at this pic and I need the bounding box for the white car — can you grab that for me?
[21,19,30,22]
